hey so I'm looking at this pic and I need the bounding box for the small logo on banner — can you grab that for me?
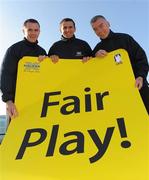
[24,62,40,72]
[114,54,122,64]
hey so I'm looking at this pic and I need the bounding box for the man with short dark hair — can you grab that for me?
[90,15,149,114]
[0,19,46,118]
[48,18,92,63]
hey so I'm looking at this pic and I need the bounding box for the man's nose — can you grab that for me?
[66,28,70,32]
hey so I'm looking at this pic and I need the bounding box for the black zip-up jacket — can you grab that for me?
[0,38,47,102]
[48,35,92,59]
[92,30,149,85]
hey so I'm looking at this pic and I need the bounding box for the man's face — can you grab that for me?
[60,21,76,39]
[23,22,40,43]
[91,18,110,39]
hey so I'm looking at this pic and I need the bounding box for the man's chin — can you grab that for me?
[28,39,37,43]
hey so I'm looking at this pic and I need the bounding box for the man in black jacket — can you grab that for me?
[0,19,46,119]
[48,18,92,63]
[90,15,149,114]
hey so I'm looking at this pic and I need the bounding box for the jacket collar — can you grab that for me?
[23,38,38,46]
[61,35,76,42]
[100,30,114,41]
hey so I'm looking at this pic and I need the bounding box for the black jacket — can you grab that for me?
[92,31,149,85]
[0,38,47,102]
[48,35,92,59]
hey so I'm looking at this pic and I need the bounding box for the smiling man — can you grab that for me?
[0,19,46,119]
[48,18,92,63]
[90,15,149,114]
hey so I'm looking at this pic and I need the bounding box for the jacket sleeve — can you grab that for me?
[128,36,149,81]
[40,48,47,56]
[83,42,92,57]
[92,43,101,57]
[0,47,18,102]
[48,43,57,56]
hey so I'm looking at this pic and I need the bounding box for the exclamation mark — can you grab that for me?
[117,118,131,148]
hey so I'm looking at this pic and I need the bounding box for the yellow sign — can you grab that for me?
[0,49,149,180]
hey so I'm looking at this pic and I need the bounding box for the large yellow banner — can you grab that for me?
[0,49,149,180]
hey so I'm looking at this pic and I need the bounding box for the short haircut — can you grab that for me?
[23,19,40,27]
[90,15,106,24]
[60,18,76,28]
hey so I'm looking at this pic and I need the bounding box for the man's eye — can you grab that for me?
[28,29,32,31]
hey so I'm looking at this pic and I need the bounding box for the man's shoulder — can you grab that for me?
[113,32,131,39]
[37,44,46,51]
[9,40,24,49]
[73,38,91,49]
[51,40,64,46]
[75,38,89,44]
[6,40,25,53]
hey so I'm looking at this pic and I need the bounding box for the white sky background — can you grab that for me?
[0,0,149,115]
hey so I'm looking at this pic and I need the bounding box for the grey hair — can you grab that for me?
[90,15,106,24]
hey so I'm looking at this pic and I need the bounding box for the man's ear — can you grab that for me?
[22,27,25,35]
[59,24,62,33]
[107,21,110,27]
